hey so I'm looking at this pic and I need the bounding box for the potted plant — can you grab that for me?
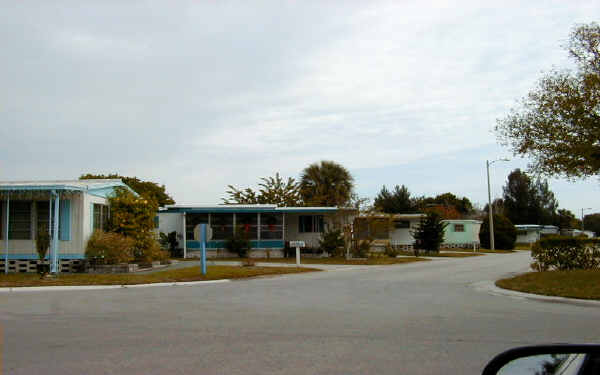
[36,224,51,277]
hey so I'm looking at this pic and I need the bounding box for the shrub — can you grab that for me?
[159,231,181,258]
[531,237,600,271]
[411,212,447,255]
[318,229,345,257]
[36,224,51,275]
[133,234,169,264]
[353,239,371,258]
[384,244,399,258]
[225,232,252,258]
[479,214,516,250]
[85,230,135,265]
[36,224,50,262]
[108,188,166,263]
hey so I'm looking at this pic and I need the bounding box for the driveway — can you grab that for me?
[1,251,598,374]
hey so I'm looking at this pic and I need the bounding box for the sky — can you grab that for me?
[1,1,599,216]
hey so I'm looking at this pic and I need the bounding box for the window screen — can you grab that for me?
[9,201,32,240]
[260,213,283,239]
[211,213,234,240]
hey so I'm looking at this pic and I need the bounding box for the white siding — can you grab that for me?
[516,230,539,244]
[285,212,348,248]
[389,218,421,245]
[81,193,110,251]
[158,212,183,238]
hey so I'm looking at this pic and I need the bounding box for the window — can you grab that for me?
[211,213,233,240]
[93,204,109,231]
[9,201,32,240]
[186,213,208,240]
[260,213,283,240]
[454,224,465,232]
[394,220,410,229]
[299,215,323,233]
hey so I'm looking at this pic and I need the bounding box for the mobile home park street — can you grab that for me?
[2,252,599,374]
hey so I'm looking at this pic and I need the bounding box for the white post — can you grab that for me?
[296,246,300,267]
[52,191,60,274]
[48,197,52,235]
[4,194,9,274]
[182,212,187,259]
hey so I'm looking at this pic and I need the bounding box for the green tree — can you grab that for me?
[107,188,168,263]
[583,213,600,235]
[373,185,415,213]
[496,23,600,179]
[223,172,301,206]
[300,161,354,207]
[556,208,580,230]
[411,212,447,255]
[479,214,517,250]
[80,174,175,207]
[419,192,473,215]
[503,169,558,225]
[483,198,505,217]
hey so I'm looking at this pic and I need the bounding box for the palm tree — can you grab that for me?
[300,161,354,207]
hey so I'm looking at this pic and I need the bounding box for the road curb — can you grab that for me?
[0,279,230,293]
[473,280,600,307]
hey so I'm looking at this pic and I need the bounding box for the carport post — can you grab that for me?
[4,194,9,274]
[51,191,60,274]
[182,212,187,259]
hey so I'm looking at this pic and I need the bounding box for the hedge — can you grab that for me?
[531,236,600,271]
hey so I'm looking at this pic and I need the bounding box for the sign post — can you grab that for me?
[200,224,207,275]
[289,241,305,267]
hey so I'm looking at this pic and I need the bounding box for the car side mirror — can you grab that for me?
[482,345,600,375]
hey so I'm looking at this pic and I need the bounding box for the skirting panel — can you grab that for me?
[0,259,84,273]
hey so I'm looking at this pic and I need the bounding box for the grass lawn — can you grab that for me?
[0,265,319,288]
[214,257,428,265]
[496,269,600,300]
[396,250,483,258]
[514,244,533,250]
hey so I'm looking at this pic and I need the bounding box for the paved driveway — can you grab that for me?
[1,252,598,374]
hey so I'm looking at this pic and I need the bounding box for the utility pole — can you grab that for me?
[486,158,510,250]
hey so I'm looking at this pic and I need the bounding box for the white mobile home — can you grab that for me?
[441,220,482,249]
[158,204,357,258]
[354,215,482,250]
[0,179,134,273]
[515,225,559,244]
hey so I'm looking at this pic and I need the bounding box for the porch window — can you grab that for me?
[186,213,208,240]
[93,204,110,231]
[453,224,465,232]
[237,213,258,240]
[260,213,283,239]
[9,201,32,240]
[211,213,233,240]
[299,215,323,233]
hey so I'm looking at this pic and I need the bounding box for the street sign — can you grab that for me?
[289,241,305,248]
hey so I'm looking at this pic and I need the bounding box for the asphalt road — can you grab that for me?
[2,252,599,375]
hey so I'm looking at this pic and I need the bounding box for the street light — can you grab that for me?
[581,207,592,232]
[487,158,510,251]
